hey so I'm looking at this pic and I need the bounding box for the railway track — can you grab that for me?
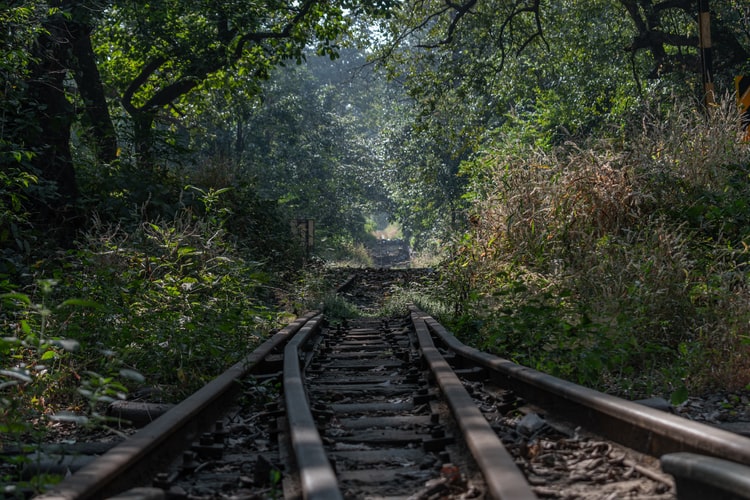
[17,270,750,499]
[368,239,410,268]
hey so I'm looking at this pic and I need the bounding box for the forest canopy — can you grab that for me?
[2,1,749,249]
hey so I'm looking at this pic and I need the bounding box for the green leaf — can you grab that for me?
[177,247,197,258]
[0,292,31,305]
[41,350,56,360]
[670,386,689,406]
[0,420,28,433]
[58,298,102,309]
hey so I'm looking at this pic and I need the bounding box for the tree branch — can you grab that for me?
[424,0,479,47]
[233,0,321,59]
[121,56,166,115]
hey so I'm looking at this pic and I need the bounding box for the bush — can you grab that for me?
[67,207,280,394]
[450,94,750,397]
[0,193,292,456]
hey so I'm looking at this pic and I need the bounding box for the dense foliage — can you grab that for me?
[449,100,750,398]
[373,0,750,397]
[2,1,750,491]
[1,2,396,490]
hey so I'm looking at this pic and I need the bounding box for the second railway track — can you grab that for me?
[31,269,750,499]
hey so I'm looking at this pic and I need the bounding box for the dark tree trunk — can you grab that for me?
[70,23,119,163]
[20,6,119,244]
[23,19,80,240]
[133,110,158,172]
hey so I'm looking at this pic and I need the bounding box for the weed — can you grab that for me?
[322,293,362,323]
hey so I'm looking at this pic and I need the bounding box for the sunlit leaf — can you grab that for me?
[670,386,689,406]
[119,368,145,383]
[0,369,32,383]
[177,247,197,258]
[50,412,89,425]
[19,320,31,335]
[52,339,80,352]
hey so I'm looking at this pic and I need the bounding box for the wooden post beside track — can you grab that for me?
[698,0,714,108]
[736,76,750,141]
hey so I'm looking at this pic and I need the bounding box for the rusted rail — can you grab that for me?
[417,309,750,465]
[37,312,318,500]
[413,305,750,499]
[27,274,750,499]
[282,313,342,500]
[411,309,536,499]
[294,315,505,498]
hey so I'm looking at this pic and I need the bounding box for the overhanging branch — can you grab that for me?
[233,0,321,59]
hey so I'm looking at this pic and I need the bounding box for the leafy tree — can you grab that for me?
[1,3,46,254]
[235,49,395,242]
[380,101,470,249]
[621,0,750,83]
[1,3,44,167]
[369,0,748,254]
[0,2,118,240]
[373,0,750,395]
[3,0,397,240]
[135,44,402,251]
[96,0,393,171]
[374,0,747,234]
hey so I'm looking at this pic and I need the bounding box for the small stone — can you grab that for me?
[517,413,546,435]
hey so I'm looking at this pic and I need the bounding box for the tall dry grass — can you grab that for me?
[457,95,750,395]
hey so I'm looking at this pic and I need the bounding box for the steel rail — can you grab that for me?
[415,308,750,467]
[283,314,343,500]
[661,452,750,499]
[36,311,319,500]
[411,309,537,500]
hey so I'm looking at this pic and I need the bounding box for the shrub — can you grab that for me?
[450,94,750,397]
[0,192,291,451]
[67,207,280,395]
